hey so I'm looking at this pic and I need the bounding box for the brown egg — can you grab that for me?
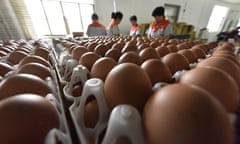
[213,50,235,56]
[143,83,234,144]
[139,47,159,61]
[17,63,52,80]
[141,59,171,85]
[162,53,189,75]
[177,43,188,50]
[207,41,218,50]
[0,94,59,144]
[150,41,160,48]
[84,98,99,128]
[0,62,12,76]
[121,45,138,53]
[212,53,240,67]
[8,51,28,65]
[112,43,124,51]
[19,55,51,68]
[197,57,240,87]
[180,67,239,113]
[87,42,98,51]
[71,46,90,60]
[91,57,117,81]
[0,50,7,57]
[138,43,151,51]
[178,49,198,63]
[34,47,49,60]
[167,44,178,52]
[72,83,82,97]
[94,44,110,56]
[0,74,53,100]
[104,63,152,112]
[105,49,121,61]
[0,47,12,53]
[79,52,101,71]
[218,42,234,52]
[155,46,170,57]
[191,46,206,59]
[118,52,142,65]
[15,47,30,53]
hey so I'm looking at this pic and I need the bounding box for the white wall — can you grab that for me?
[95,0,240,39]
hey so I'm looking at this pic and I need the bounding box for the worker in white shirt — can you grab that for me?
[107,11,123,36]
[129,15,141,36]
[147,6,173,38]
[86,13,106,37]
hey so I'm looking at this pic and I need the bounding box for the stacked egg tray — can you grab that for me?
[52,35,240,144]
[0,40,73,144]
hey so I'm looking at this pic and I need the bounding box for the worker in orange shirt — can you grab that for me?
[107,11,123,36]
[147,6,173,38]
[129,15,141,36]
[86,13,106,37]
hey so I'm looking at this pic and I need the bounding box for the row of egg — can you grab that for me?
[0,40,70,144]
[53,36,240,144]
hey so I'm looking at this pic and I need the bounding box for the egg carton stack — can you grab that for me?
[51,36,240,144]
[0,39,72,144]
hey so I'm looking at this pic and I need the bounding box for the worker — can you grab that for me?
[86,13,106,37]
[107,11,123,36]
[129,15,141,36]
[147,6,173,38]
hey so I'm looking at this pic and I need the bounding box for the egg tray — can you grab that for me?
[0,41,74,144]
[51,38,240,144]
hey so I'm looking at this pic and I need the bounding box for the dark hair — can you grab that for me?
[91,13,98,20]
[130,15,137,21]
[111,11,123,20]
[152,6,165,17]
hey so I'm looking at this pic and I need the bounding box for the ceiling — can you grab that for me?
[220,0,240,4]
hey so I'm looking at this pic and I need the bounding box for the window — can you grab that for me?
[237,18,240,27]
[207,5,229,32]
[24,0,94,37]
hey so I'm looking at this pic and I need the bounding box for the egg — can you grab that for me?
[212,53,240,67]
[0,62,12,76]
[104,63,152,112]
[71,46,90,60]
[84,98,99,128]
[79,52,101,71]
[121,45,138,53]
[94,44,110,56]
[34,48,49,60]
[0,94,59,144]
[178,49,198,63]
[180,67,239,113]
[7,51,28,65]
[177,43,188,50]
[105,49,122,61]
[218,42,234,52]
[207,41,218,50]
[167,44,178,52]
[112,43,124,51]
[139,47,159,61]
[17,63,52,80]
[143,83,234,144]
[118,52,142,65]
[0,74,53,100]
[91,57,117,81]
[191,46,206,59]
[0,47,12,53]
[150,41,160,48]
[138,43,150,51]
[15,47,30,53]
[197,57,240,87]
[141,59,172,85]
[162,53,189,75]
[0,50,7,57]
[155,46,170,57]
[19,55,51,68]
[87,42,98,51]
